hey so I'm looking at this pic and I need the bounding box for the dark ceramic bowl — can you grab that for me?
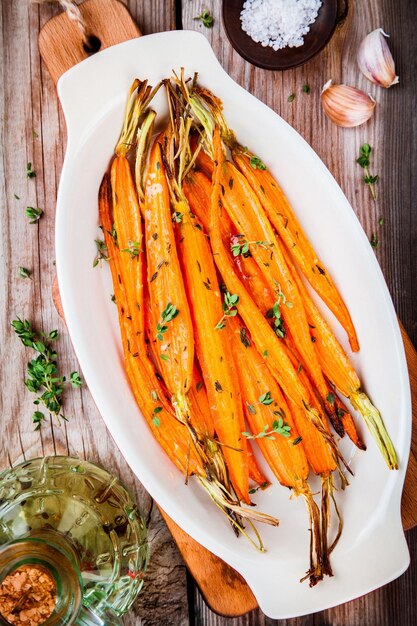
[223,0,341,70]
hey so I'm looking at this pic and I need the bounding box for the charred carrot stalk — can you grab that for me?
[279,237,397,469]
[232,146,359,353]
[228,315,330,585]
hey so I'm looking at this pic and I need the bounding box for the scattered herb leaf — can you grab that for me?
[93,239,109,267]
[26,162,36,178]
[356,144,377,201]
[249,155,266,170]
[18,266,31,279]
[193,10,214,28]
[25,206,43,224]
[302,84,311,94]
[70,371,83,388]
[287,93,296,103]
[215,291,239,330]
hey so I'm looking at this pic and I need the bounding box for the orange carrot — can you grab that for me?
[184,170,274,314]
[232,147,359,352]
[218,159,337,415]
[228,315,330,585]
[99,174,203,477]
[144,139,194,413]
[247,442,271,489]
[172,196,249,503]
[278,237,397,469]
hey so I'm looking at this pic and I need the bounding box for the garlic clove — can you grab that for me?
[358,28,399,88]
[321,80,376,128]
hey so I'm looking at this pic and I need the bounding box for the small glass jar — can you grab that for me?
[0,456,148,626]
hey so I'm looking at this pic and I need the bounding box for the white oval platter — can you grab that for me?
[55,31,411,619]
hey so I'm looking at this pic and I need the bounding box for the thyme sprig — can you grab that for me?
[93,239,109,267]
[122,240,142,258]
[230,236,272,257]
[156,303,179,340]
[356,144,378,201]
[11,318,82,429]
[266,282,293,338]
[193,10,214,28]
[243,412,291,440]
[215,291,239,330]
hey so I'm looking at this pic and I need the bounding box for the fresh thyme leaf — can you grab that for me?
[25,206,43,224]
[243,416,291,440]
[14,194,20,200]
[357,144,377,201]
[122,240,142,258]
[215,291,239,330]
[249,155,266,170]
[12,318,80,428]
[262,350,268,358]
[70,371,82,388]
[33,131,39,139]
[379,217,385,225]
[160,354,169,361]
[230,237,271,257]
[32,410,46,431]
[19,267,31,279]
[302,84,311,94]
[172,211,183,223]
[152,406,162,427]
[287,93,296,103]
[259,391,273,405]
[26,162,36,178]
[194,9,214,28]
[370,233,379,248]
[93,238,109,267]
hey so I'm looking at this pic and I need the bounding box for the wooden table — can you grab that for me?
[1,1,416,624]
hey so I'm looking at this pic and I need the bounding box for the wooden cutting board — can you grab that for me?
[42,1,417,617]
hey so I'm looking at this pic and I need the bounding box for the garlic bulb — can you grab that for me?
[321,80,376,128]
[358,29,399,88]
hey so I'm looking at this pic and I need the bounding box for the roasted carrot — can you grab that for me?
[99,173,203,477]
[278,237,397,469]
[232,146,360,353]
[228,315,330,585]
[247,442,271,489]
[183,170,274,314]
[144,138,194,413]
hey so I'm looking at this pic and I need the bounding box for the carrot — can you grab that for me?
[228,315,330,585]
[144,138,194,412]
[247,442,271,489]
[209,128,344,469]
[190,133,214,178]
[183,170,274,314]
[99,174,203,477]
[278,237,397,469]
[232,146,360,352]
[218,160,336,406]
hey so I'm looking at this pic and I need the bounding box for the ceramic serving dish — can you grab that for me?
[55,31,411,619]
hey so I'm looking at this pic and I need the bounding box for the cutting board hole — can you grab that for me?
[83,34,101,54]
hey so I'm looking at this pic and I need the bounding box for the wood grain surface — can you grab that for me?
[1,1,416,625]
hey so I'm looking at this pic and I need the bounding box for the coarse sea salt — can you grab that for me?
[240,0,322,51]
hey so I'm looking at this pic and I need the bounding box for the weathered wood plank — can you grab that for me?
[0,1,188,625]
[183,0,417,624]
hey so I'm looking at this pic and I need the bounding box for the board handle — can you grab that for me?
[38,0,140,85]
